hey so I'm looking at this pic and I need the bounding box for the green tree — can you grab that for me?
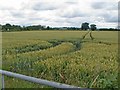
[47,26,50,30]
[81,22,89,30]
[90,24,97,30]
[2,23,12,31]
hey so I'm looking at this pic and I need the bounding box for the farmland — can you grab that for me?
[2,31,118,88]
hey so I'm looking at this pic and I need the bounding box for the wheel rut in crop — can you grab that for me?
[47,30,95,52]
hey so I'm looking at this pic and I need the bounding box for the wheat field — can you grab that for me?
[2,31,118,88]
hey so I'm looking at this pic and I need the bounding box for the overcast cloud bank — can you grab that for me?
[0,0,119,28]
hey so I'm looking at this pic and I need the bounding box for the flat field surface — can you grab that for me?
[2,31,118,88]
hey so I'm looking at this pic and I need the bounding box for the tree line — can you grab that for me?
[0,23,118,32]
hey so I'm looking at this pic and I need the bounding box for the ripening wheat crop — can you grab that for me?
[2,31,118,88]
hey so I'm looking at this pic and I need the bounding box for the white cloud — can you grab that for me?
[0,0,119,28]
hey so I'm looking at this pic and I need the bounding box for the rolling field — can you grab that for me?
[2,31,118,88]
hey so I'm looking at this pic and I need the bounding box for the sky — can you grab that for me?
[0,0,119,28]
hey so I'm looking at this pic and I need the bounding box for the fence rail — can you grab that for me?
[0,70,92,90]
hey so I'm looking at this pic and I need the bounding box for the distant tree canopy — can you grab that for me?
[2,23,22,31]
[1,23,48,32]
[1,23,80,32]
[98,28,118,31]
[81,22,97,30]
[81,22,89,30]
[90,24,97,30]
[0,23,118,32]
